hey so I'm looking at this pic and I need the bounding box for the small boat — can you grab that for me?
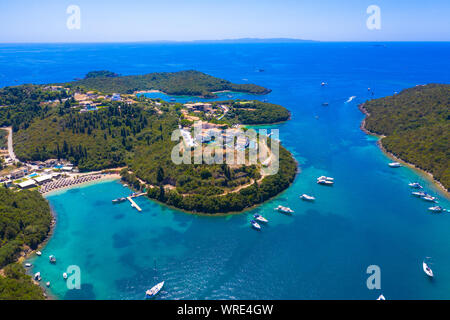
[322,102,329,106]
[112,197,127,204]
[24,263,32,268]
[408,182,423,189]
[317,179,334,186]
[170,98,176,102]
[321,82,327,86]
[421,195,437,202]
[63,272,68,280]
[317,176,334,181]
[34,272,41,281]
[423,261,433,277]
[253,214,268,223]
[275,205,294,214]
[412,191,427,197]
[49,255,56,263]
[250,220,261,230]
[428,206,443,213]
[46,282,51,287]
[145,281,165,299]
[388,162,402,168]
[36,251,42,256]
[300,194,316,201]
[377,294,386,300]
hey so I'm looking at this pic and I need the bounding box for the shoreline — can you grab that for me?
[358,103,449,197]
[41,173,121,197]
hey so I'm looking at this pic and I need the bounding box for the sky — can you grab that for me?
[0,0,448,42]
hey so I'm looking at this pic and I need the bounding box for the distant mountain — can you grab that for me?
[190,38,316,43]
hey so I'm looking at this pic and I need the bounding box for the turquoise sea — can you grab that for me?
[0,42,448,299]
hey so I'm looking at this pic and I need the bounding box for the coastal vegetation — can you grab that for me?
[0,70,297,214]
[65,70,271,97]
[0,187,51,299]
[362,84,450,191]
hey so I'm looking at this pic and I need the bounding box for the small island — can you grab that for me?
[360,83,449,192]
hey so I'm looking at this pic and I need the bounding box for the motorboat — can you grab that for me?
[408,182,423,189]
[145,281,165,298]
[275,205,294,214]
[36,251,42,256]
[322,102,329,106]
[24,263,32,268]
[112,197,127,204]
[377,294,386,300]
[34,272,41,281]
[388,162,401,168]
[250,220,261,230]
[253,214,268,223]
[421,195,437,202]
[49,255,56,263]
[423,261,434,277]
[300,194,316,201]
[63,272,68,280]
[317,179,334,186]
[318,176,334,181]
[428,206,443,213]
[46,282,51,287]
[412,191,427,197]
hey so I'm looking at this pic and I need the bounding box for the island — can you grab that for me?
[360,83,449,192]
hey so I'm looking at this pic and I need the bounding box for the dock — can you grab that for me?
[126,193,146,212]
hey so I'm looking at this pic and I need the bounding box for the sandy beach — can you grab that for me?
[42,173,121,196]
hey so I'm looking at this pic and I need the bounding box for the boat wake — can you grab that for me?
[345,96,356,103]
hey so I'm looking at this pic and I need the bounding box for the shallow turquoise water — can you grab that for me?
[4,42,448,299]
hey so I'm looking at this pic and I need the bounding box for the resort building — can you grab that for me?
[10,167,28,179]
[34,174,53,185]
[17,179,37,189]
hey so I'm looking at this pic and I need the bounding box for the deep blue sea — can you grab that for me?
[1,42,449,299]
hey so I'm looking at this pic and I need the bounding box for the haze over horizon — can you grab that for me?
[0,0,449,43]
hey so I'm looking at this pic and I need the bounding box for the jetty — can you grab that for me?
[127,193,146,212]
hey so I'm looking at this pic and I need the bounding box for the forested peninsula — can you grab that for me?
[360,84,449,191]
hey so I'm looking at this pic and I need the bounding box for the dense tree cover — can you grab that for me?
[0,85,69,132]
[219,100,290,124]
[0,129,7,148]
[0,263,45,300]
[146,146,297,213]
[14,102,171,171]
[0,187,51,300]
[84,70,120,79]
[363,84,449,190]
[0,187,52,267]
[66,70,271,97]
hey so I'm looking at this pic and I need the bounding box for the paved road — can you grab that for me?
[3,127,17,162]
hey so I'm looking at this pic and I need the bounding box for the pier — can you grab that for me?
[127,193,146,212]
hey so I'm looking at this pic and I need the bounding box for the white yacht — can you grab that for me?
[428,206,443,213]
[421,195,437,202]
[377,294,386,300]
[34,272,41,281]
[408,182,423,189]
[250,220,262,230]
[145,281,165,299]
[300,194,316,201]
[36,251,42,256]
[388,162,402,168]
[63,272,68,280]
[49,255,56,263]
[275,205,294,214]
[423,261,434,277]
[253,214,268,223]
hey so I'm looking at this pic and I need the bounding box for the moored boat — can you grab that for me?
[300,194,316,201]
[317,176,334,181]
[408,182,423,189]
[112,197,127,204]
[412,191,427,197]
[317,179,334,186]
[34,272,41,281]
[63,272,68,280]
[275,205,294,214]
[36,251,42,256]
[428,206,443,213]
[388,162,401,168]
[421,195,437,202]
[49,255,56,263]
[253,214,268,223]
[423,261,433,277]
[46,281,51,287]
[377,294,386,300]
[250,220,261,230]
[24,263,32,268]
[145,281,165,299]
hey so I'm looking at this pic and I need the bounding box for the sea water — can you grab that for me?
[0,42,448,299]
